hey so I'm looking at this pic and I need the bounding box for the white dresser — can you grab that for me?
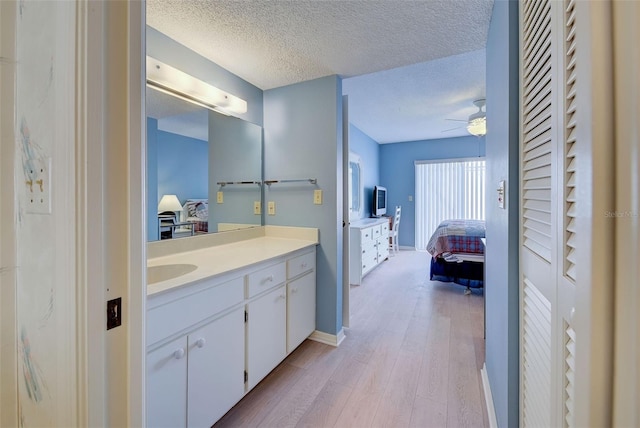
[349,217,390,285]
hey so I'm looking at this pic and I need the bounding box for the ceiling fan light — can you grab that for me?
[467,117,486,137]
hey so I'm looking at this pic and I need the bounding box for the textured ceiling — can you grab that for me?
[146,0,493,143]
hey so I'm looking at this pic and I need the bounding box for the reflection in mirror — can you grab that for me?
[349,152,363,221]
[146,87,263,241]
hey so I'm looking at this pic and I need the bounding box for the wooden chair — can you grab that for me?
[389,206,401,255]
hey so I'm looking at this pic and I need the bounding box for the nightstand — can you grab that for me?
[158,215,195,240]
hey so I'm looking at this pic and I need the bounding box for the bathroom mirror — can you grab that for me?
[348,152,363,221]
[146,87,263,241]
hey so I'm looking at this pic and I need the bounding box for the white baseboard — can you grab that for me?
[308,328,346,347]
[481,363,498,428]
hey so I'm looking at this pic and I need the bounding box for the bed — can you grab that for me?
[180,199,209,234]
[426,219,486,293]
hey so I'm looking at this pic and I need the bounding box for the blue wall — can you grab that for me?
[349,124,380,218]
[379,136,486,248]
[264,75,343,336]
[156,130,208,205]
[147,26,263,126]
[485,1,520,427]
[147,118,159,241]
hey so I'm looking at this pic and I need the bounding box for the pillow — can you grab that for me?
[184,200,208,219]
[194,202,208,220]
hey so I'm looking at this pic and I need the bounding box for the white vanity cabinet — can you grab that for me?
[187,308,245,427]
[247,284,287,389]
[147,243,317,428]
[286,251,316,353]
[146,308,245,428]
[349,218,390,285]
[147,336,188,428]
[146,276,245,428]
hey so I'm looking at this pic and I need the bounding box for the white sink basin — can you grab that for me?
[147,263,198,284]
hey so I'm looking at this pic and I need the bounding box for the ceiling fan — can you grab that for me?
[443,98,487,137]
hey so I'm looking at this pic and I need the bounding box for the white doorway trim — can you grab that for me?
[0,1,18,426]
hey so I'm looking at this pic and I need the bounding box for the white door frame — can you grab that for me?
[342,95,350,328]
[612,1,640,425]
[80,1,145,425]
[0,1,18,426]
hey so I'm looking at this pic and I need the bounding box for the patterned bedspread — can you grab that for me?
[426,219,486,258]
[189,218,208,233]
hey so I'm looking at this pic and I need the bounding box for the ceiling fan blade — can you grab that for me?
[442,126,464,132]
[445,119,468,122]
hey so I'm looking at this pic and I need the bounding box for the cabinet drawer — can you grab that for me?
[247,262,286,298]
[148,276,244,346]
[287,251,315,279]
[380,222,390,235]
[372,225,383,239]
[360,227,375,242]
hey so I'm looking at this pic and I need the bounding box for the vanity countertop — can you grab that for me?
[147,234,317,297]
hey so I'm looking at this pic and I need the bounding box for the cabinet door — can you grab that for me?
[147,336,188,428]
[247,285,286,390]
[377,237,389,261]
[187,308,245,428]
[287,273,316,353]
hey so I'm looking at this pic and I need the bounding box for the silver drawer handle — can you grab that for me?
[264,274,274,282]
[173,348,185,359]
[291,288,298,294]
[278,293,286,300]
[195,338,206,348]
[301,262,308,269]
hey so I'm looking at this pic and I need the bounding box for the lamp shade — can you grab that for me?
[158,194,183,213]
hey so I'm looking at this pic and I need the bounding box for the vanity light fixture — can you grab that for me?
[146,56,248,115]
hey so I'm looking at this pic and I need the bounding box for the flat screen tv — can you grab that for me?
[373,185,387,217]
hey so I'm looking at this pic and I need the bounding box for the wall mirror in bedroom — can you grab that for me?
[146,87,263,242]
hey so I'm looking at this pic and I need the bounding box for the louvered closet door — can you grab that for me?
[520,0,578,427]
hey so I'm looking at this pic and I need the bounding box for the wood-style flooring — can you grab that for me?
[215,250,489,428]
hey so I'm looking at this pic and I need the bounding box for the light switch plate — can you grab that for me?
[313,189,323,205]
[217,191,224,204]
[268,201,275,215]
[25,157,52,214]
[253,201,261,215]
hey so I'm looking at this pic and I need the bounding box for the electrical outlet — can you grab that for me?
[313,189,323,205]
[217,191,224,204]
[107,298,122,330]
[268,201,276,215]
[253,201,261,215]
[408,195,413,202]
[25,157,52,214]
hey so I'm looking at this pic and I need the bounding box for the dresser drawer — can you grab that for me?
[147,276,244,346]
[360,227,375,242]
[247,262,286,298]
[380,221,390,235]
[372,225,383,240]
[287,251,315,279]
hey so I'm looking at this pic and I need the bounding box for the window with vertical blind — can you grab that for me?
[414,158,486,250]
